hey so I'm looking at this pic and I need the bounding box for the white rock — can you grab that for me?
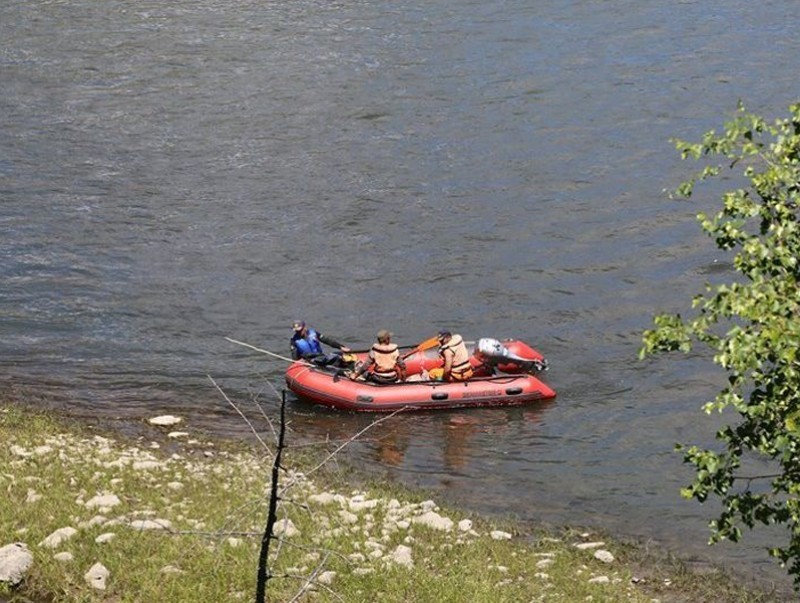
[84,562,110,590]
[129,519,172,531]
[132,460,163,471]
[389,544,413,568]
[309,492,342,505]
[166,482,184,490]
[490,530,512,541]
[412,511,453,531]
[149,415,182,426]
[227,538,242,548]
[353,567,374,576]
[25,489,42,504]
[536,558,554,568]
[317,571,336,585]
[10,445,32,458]
[349,498,380,512]
[420,500,437,512]
[78,515,108,529]
[0,543,34,586]
[39,527,78,548]
[168,431,190,439]
[575,541,605,550]
[594,549,615,563]
[161,565,186,574]
[95,533,116,544]
[588,575,610,584]
[53,552,74,562]
[339,510,359,525]
[85,493,121,509]
[457,519,473,532]
[273,518,299,538]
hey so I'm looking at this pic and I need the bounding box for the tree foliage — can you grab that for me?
[641,102,800,582]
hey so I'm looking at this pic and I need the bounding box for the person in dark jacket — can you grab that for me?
[290,320,351,366]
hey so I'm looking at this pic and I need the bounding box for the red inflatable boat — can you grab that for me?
[285,338,556,412]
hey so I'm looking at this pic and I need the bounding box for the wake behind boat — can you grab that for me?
[285,338,556,412]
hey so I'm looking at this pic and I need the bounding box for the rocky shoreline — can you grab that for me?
[1,403,793,602]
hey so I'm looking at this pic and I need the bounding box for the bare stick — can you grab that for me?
[226,336,307,365]
[281,408,406,494]
[287,552,346,603]
[243,383,279,444]
[208,375,273,458]
[260,380,286,443]
[254,390,288,603]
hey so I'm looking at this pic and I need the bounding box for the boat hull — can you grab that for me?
[284,339,556,412]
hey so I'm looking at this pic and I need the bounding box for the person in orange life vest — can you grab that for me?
[428,330,474,382]
[351,329,407,383]
[290,320,351,367]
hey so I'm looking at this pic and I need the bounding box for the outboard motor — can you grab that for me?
[475,338,547,375]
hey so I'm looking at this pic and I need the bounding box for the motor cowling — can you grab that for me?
[475,338,547,374]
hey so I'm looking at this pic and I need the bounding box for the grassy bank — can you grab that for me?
[0,402,789,602]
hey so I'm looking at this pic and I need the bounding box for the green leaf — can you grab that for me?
[643,102,800,585]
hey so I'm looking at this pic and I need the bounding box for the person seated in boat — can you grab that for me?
[350,329,407,383]
[428,330,474,382]
[290,320,352,367]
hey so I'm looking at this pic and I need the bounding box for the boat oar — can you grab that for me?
[400,335,440,359]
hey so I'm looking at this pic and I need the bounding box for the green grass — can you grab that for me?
[0,403,789,602]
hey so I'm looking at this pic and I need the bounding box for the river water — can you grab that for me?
[2,0,798,590]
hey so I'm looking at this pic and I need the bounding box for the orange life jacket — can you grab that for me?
[370,342,401,381]
[439,334,473,380]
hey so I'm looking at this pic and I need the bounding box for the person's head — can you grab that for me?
[376,329,392,344]
[437,329,452,344]
[292,320,307,336]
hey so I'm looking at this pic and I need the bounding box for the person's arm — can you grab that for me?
[352,353,375,379]
[319,333,348,351]
[442,350,454,380]
[290,339,300,360]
